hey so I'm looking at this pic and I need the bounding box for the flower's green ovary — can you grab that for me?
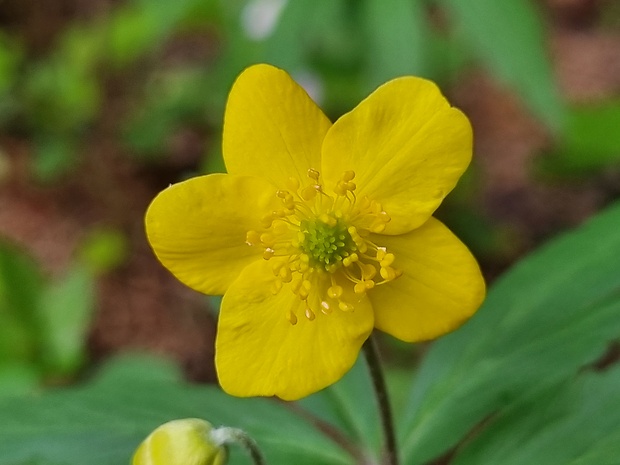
[299,218,357,271]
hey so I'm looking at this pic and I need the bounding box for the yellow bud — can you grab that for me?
[132,419,227,465]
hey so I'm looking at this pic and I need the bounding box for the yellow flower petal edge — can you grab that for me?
[368,217,486,342]
[145,63,486,400]
[223,63,332,188]
[145,174,280,295]
[322,76,473,235]
[216,260,374,400]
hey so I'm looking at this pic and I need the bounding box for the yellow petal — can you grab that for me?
[216,260,374,400]
[369,217,485,342]
[145,174,279,295]
[322,77,472,234]
[223,64,332,187]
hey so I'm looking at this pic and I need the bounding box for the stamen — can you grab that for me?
[245,168,402,324]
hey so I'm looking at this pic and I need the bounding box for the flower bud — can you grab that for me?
[132,418,227,465]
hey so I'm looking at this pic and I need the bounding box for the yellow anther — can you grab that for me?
[339,301,354,312]
[354,282,367,294]
[371,222,386,233]
[298,286,309,300]
[343,253,359,267]
[380,253,395,267]
[301,184,318,201]
[327,285,343,299]
[342,170,355,182]
[359,262,377,280]
[287,310,298,325]
[246,230,261,246]
[380,266,397,281]
[307,168,320,181]
[263,248,275,260]
[334,183,347,196]
[305,307,316,321]
[279,266,292,283]
[378,211,391,222]
[376,248,387,261]
[321,301,332,314]
[365,280,375,290]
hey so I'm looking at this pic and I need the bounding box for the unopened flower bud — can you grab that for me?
[132,419,227,465]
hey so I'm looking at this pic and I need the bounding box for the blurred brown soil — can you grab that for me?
[1,0,619,385]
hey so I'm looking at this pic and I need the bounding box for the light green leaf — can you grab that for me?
[0,354,354,465]
[453,367,620,465]
[440,0,565,130]
[38,265,96,376]
[399,201,620,464]
[363,0,430,86]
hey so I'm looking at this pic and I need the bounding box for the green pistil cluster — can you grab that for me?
[300,217,356,271]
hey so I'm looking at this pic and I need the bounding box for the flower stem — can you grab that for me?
[363,334,399,465]
[211,427,266,465]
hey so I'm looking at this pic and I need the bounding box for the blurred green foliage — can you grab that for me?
[0,228,128,392]
[0,0,585,181]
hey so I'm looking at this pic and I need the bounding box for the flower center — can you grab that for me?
[245,169,401,325]
[299,216,356,271]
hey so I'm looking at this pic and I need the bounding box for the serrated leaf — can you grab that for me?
[399,201,620,464]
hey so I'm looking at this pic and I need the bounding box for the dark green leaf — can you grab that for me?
[399,201,620,464]
[453,367,620,465]
[540,102,620,173]
[0,354,354,465]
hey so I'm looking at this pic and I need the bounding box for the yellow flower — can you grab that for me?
[132,419,227,465]
[145,64,486,400]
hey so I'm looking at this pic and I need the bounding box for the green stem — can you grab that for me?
[211,427,266,465]
[363,334,399,465]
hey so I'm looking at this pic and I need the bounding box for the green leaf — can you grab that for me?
[399,200,620,464]
[363,0,430,86]
[0,354,354,465]
[78,228,128,274]
[540,102,620,173]
[0,242,44,365]
[298,355,382,462]
[440,0,565,130]
[38,265,96,376]
[453,367,620,465]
